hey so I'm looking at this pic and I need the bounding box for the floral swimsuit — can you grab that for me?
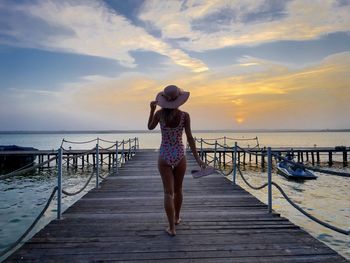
[159,112,185,167]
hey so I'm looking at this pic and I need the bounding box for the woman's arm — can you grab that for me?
[184,112,206,168]
[148,101,160,130]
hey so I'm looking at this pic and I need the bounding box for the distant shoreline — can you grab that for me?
[0,129,349,134]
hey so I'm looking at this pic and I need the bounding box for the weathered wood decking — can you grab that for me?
[5,150,348,262]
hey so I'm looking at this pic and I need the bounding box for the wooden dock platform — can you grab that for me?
[5,150,348,262]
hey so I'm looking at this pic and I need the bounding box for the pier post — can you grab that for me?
[343,151,348,167]
[200,138,203,160]
[122,140,125,164]
[96,144,99,188]
[128,139,131,161]
[311,152,315,165]
[232,142,237,185]
[223,140,226,168]
[57,148,62,220]
[261,148,265,168]
[328,152,333,166]
[316,152,320,164]
[115,141,119,175]
[267,147,272,213]
[214,141,218,168]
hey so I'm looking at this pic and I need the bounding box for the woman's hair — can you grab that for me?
[160,108,177,125]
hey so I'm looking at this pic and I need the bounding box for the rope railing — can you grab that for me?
[61,169,96,196]
[196,140,349,236]
[1,136,139,259]
[61,138,98,147]
[0,186,58,258]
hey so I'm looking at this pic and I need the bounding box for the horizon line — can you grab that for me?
[0,128,350,134]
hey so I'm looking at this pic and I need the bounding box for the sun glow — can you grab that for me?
[236,117,244,124]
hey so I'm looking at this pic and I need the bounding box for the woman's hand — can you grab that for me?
[150,101,157,111]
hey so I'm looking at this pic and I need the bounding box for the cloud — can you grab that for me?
[0,0,207,72]
[41,51,348,130]
[139,0,350,51]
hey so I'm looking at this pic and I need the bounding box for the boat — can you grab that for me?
[276,153,317,180]
[0,145,38,171]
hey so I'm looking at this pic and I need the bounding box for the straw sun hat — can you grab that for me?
[156,85,190,109]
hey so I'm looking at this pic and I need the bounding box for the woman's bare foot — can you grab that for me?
[166,228,176,236]
[175,218,182,225]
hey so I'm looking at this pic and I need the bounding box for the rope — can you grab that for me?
[98,144,117,151]
[62,148,96,160]
[0,186,58,258]
[62,170,95,196]
[237,166,268,190]
[271,182,349,235]
[98,138,116,144]
[61,138,98,146]
[0,157,57,180]
[236,166,349,235]
[236,145,267,157]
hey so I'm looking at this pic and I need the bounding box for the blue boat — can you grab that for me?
[276,153,317,180]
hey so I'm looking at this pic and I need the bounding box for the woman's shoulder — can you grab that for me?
[179,110,190,122]
[179,110,189,115]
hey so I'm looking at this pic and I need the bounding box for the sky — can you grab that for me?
[0,0,350,131]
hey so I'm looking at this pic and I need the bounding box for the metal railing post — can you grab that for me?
[214,140,218,168]
[268,147,272,213]
[200,138,203,160]
[134,137,137,155]
[115,141,119,175]
[57,148,62,220]
[96,143,99,188]
[233,142,237,185]
[121,140,125,164]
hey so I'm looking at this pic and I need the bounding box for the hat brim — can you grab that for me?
[156,91,190,109]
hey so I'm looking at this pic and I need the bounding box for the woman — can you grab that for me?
[148,85,205,236]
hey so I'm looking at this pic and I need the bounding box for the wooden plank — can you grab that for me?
[4,149,347,262]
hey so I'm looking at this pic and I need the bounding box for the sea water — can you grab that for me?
[0,131,349,260]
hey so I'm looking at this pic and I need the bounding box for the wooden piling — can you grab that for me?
[328,152,333,166]
[343,151,348,167]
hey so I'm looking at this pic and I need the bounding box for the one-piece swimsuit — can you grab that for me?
[159,111,185,167]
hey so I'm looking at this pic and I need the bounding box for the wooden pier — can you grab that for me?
[4,150,347,262]
[200,146,349,167]
[1,146,349,171]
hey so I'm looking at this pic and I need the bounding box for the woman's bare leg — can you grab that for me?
[158,158,176,236]
[173,157,186,225]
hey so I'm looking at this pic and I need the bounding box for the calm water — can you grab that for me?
[0,131,349,260]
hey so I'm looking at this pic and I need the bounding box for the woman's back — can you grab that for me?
[159,109,186,167]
